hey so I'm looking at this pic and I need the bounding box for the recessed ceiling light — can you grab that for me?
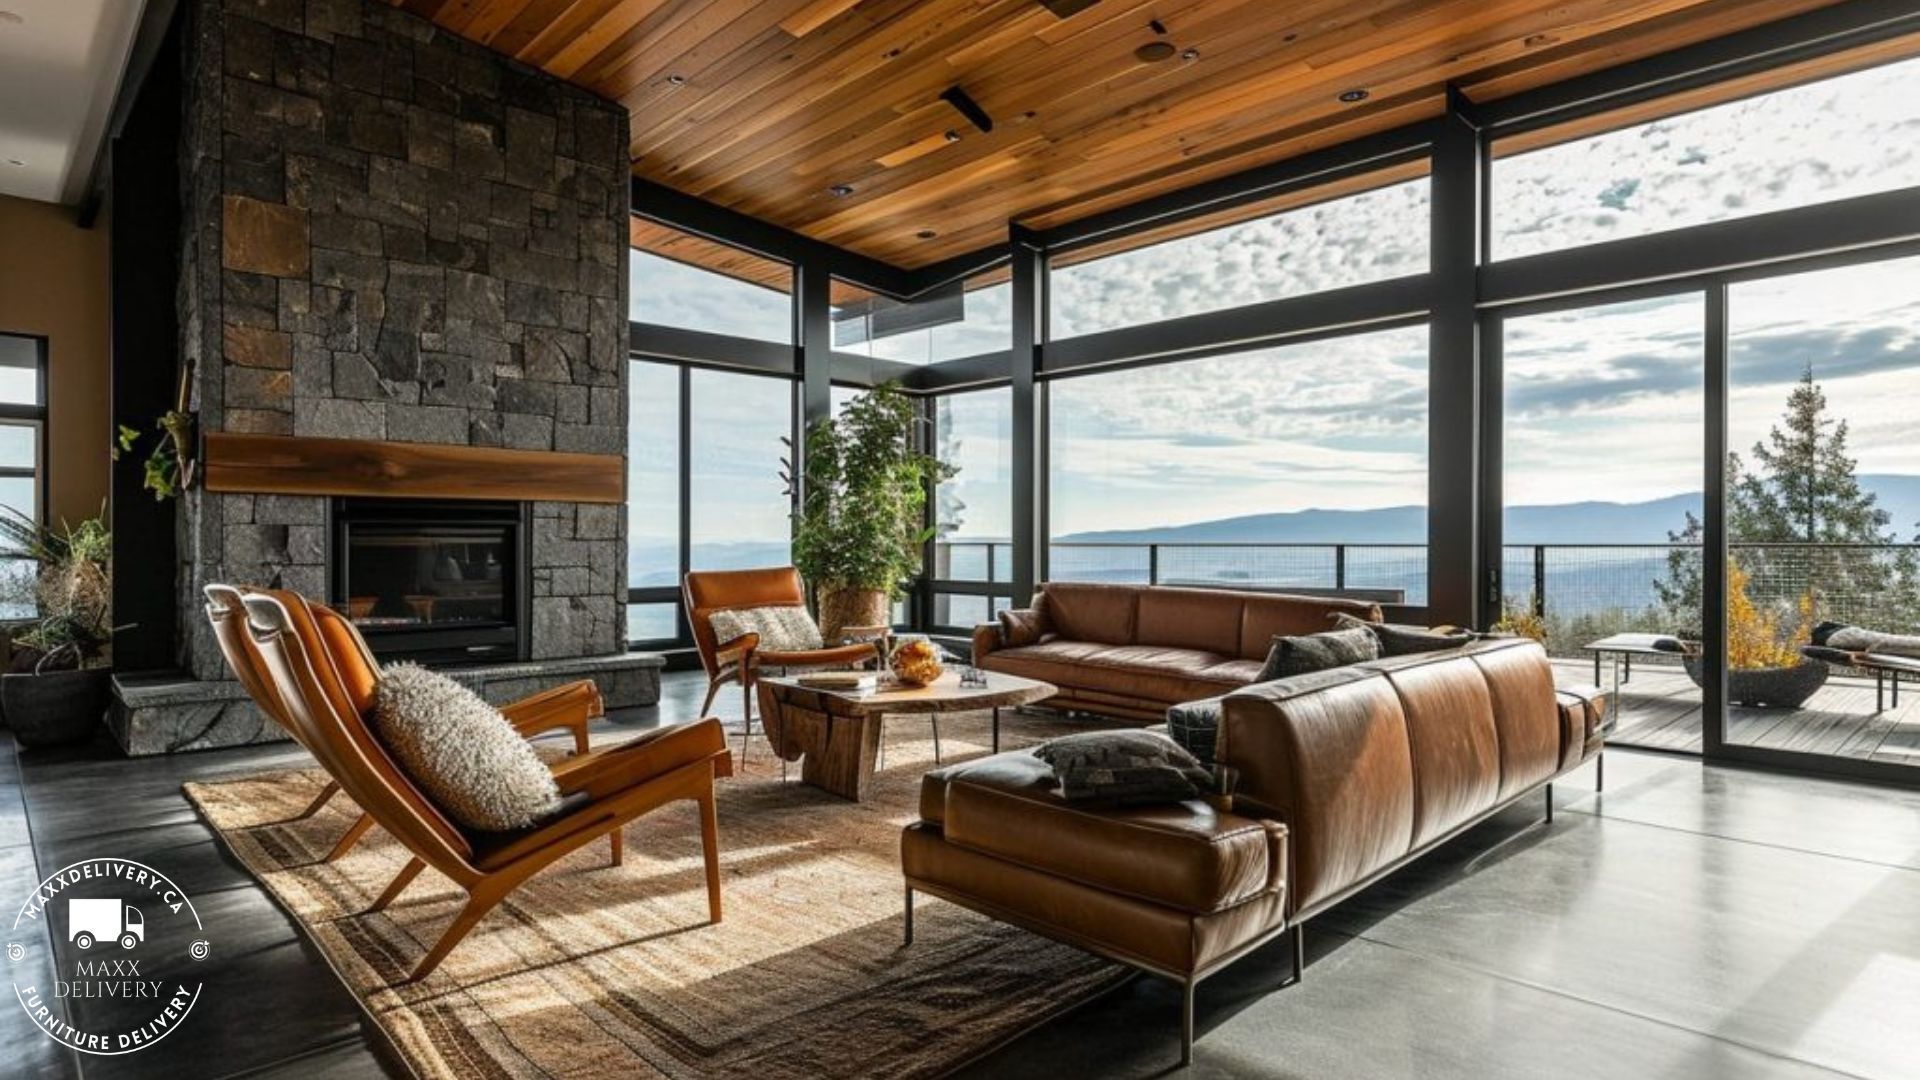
[828,184,855,198]
[1181,48,1199,61]
[665,74,686,86]
[916,229,937,239]
[1134,41,1176,63]
[944,130,961,143]
[0,11,23,25]
[1339,88,1370,103]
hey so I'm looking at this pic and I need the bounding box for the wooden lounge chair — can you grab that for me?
[682,567,881,764]
[204,584,601,862]
[206,585,730,981]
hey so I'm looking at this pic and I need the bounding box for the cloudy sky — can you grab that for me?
[631,53,1920,549]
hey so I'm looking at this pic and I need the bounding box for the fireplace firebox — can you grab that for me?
[330,498,531,664]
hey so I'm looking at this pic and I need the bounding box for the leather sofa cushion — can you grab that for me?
[1136,587,1243,656]
[1240,594,1383,659]
[987,642,1255,704]
[922,751,1281,914]
[1038,582,1139,645]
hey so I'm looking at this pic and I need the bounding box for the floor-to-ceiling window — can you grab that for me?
[1722,254,1920,769]
[929,387,1013,629]
[626,361,681,644]
[626,222,798,650]
[1047,326,1430,603]
[1500,294,1706,749]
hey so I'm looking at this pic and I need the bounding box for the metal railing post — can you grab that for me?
[1532,545,1546,618]
[1148,544,1160,585]
[1335,544,1347,591]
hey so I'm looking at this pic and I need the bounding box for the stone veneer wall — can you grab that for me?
[174,0,631,680]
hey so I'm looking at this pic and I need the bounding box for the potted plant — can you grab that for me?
[788,383,955,642]
[0,508,119,746]
[1682,559,1827,708]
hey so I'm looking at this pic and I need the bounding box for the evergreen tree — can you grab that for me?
[1656,367,1915,634]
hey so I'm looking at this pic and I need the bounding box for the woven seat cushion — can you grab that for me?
[709,605,825,651]
[372,664,561,831]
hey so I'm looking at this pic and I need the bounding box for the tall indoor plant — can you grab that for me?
[789,383,955,641]
[0,508,119,746]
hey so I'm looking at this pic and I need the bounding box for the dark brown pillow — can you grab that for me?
[998,607,1046,647]
[1256,626,1381,681]
[1332,612,1473,656]
[1032,730,1211,805]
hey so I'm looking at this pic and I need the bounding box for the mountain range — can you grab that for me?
[1056,474,1920,546]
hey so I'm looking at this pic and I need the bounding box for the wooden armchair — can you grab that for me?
[682,567,880,764]
[205,585,730,982]
[205,584,601,863]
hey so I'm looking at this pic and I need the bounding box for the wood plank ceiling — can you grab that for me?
[395,0,1853,271]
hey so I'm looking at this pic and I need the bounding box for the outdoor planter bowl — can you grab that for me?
[1684,655,1829,708]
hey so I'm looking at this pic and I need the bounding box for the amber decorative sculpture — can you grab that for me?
[889,638,945,687]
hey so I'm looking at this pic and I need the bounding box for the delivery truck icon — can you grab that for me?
[67,898,145,951]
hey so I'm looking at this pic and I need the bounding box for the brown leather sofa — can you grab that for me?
[971,582,1383,722]
[902,638,1606,1063]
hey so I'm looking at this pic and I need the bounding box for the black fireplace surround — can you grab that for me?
[330,498,532,665]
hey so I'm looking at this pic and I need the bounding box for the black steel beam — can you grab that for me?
[898,244,1012,297]
[1008,225,1045,601]
[1034,120,1440,254]
[799,266,832,426]
[904,351,1013,392]
[1041,275,1432,375]
[630,322,796,374]
[632,178,913,297]
[830,352,924,389]
[1479,186,1920,308]
[1479,0,1920,136]
[1701,283,1730,756]
[77,0,181,226]
[1426,87,1484,628]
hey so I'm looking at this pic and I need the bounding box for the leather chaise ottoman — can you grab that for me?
[900,752,1294,1065]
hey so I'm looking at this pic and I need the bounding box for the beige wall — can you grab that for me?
[0,194,110,527]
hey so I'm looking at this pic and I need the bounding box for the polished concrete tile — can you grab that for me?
[1565,750,1920,870]
[0,844,79,1080]
[1319,795,1920,1079]
[963,928,1853,1080]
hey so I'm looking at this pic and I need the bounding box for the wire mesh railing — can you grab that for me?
[930,539,1920,657]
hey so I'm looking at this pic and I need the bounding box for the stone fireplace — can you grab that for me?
[107,0,659,754]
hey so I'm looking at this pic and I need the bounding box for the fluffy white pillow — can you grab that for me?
[708,604,824,651]
[371,663,561,832]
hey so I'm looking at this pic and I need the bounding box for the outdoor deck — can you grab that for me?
[1549,657,1920,766]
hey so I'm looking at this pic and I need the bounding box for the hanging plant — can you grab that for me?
[112,361,197,501]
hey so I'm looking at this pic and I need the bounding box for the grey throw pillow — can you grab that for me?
[1332,612,1473,657]
[708,605,825,651]
[1827,625,1920,659]
[1256,626,1380,681]
[372,663,562,832]
[1032,730,1212,805]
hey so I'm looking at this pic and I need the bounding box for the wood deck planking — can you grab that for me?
[1549,658,1920,766]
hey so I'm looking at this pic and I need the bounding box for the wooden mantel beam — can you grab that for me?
[202,433,625,504]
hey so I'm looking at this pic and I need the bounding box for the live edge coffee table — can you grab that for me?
[756,671,1056,802]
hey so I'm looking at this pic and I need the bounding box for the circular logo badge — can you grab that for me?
[6,858,212,1056]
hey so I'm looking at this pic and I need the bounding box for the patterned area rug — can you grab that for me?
[185,707,1126,1079]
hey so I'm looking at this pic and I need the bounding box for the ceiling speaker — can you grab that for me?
[1039,0,1102,18]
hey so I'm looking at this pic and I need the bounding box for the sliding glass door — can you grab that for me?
[1720,255,1920,772]
[1499,293,1706,751]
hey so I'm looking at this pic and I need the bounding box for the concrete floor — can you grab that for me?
[3,670,1918,1079]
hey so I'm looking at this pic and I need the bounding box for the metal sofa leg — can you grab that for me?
[1596,752,1605,793]
[1180,979,1195,1067]
[1290,922,1304,985]
[903,886,915,946]
[1545,782,1554,824]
